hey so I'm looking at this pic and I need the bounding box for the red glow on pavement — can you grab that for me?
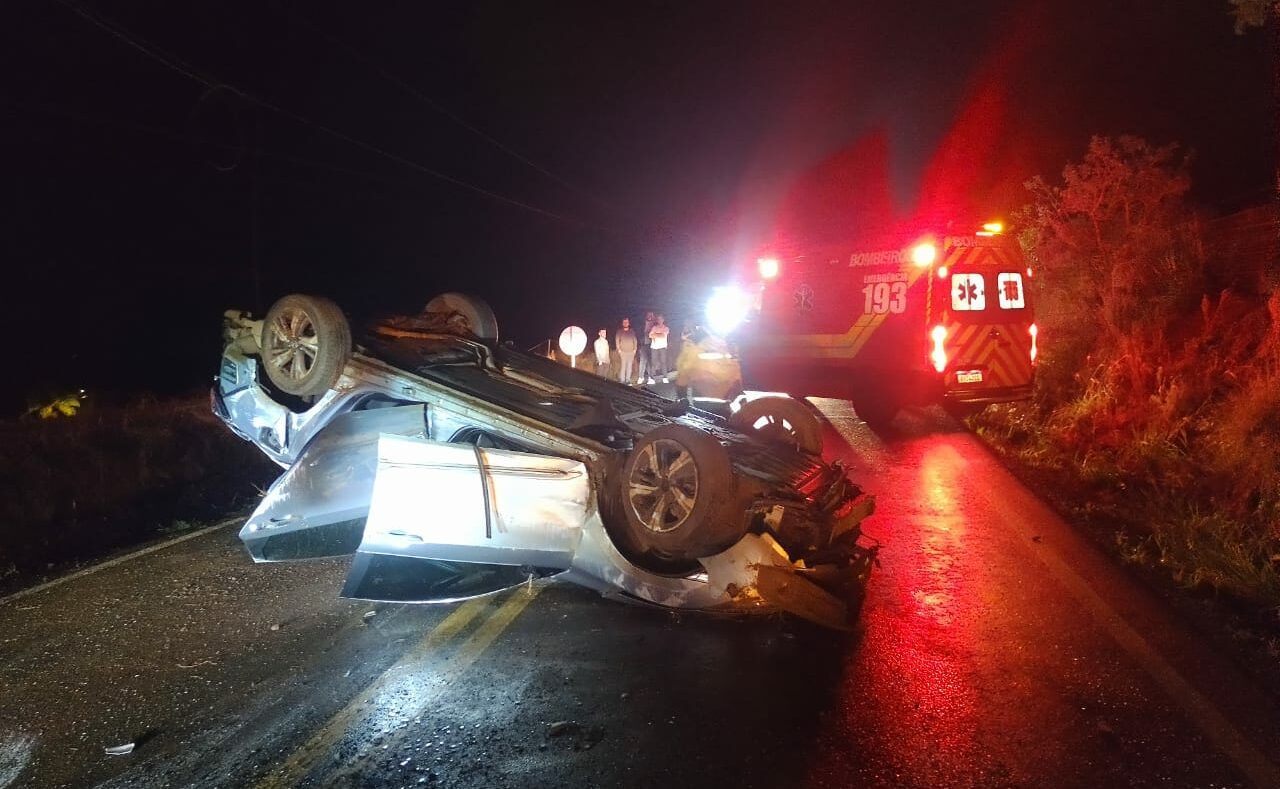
[912,444,967,624]
[805,436,987,786]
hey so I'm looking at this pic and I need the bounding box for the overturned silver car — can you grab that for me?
[213,293,877,628]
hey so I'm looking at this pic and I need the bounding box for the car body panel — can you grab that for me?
[216,304,878,628]
[238,405,428,561]
[358,434,588,569]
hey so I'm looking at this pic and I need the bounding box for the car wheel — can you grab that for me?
[260,294,351,396]
[851,392,898,428]
[617,425,739,563]
[424,292,499,343]
[730,396,823,454]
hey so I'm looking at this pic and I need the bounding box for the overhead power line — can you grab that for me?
[52,0,570,222]
[292,12,622,215]
[7,101,446,191]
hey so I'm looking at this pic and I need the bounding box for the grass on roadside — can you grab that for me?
[0,393,275,582]
[974,392,1280,616]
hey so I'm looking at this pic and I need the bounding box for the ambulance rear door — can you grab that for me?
[934,237,1036,403]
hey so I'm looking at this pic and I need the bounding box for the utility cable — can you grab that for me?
[291,11,622,215]
[52,0,571,222]
[7,101,444,191]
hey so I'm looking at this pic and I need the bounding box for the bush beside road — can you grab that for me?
[0,393,275,590]
[973,136,1280,623]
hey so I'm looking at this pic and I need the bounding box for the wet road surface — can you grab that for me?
[2,399,1279,787]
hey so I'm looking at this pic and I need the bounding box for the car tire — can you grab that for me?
[259,294,351,397]
[616,424,739,564]
[851,392,898,428]
[424,292,499,343]
[730,396,823,454]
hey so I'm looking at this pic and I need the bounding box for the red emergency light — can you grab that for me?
[930,325,948,372]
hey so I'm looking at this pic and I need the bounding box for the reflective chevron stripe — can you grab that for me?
[945,321,1033,388]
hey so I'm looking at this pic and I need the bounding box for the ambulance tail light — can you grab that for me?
[930,325,948,373]
[757,257,780,280]
[1029,323,1039,364]
[937,265,949,279]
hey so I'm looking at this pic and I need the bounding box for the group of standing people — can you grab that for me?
[593,311,672,384]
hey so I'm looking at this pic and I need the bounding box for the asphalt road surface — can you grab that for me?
[3,399,1279,788]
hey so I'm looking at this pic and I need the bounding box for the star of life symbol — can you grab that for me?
[793,283,815,311]
[950,273,986,311]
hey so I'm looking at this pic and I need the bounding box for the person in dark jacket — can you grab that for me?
[636,311,656,384]
[615,318,638,383]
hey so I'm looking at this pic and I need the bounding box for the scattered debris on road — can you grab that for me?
[103,743,134,757]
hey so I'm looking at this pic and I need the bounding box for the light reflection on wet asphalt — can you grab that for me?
[0,400,1278,787]
[806,400,1278,788]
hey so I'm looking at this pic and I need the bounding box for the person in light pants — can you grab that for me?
[648,313,670,380]
[593,328,611,377]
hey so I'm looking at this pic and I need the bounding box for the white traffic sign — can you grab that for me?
[558,325,588,367]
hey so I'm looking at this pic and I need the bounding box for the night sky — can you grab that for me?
[2,1,1272,411]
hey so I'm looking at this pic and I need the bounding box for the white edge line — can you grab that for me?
[979,454,1280,787]
[0,515,245,607]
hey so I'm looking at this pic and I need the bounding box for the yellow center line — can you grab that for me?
[255,595,492,789]
[325,583,543,783]
[256,585,543,788]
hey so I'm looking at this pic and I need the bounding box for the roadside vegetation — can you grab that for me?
[0,393,274,588]
[973,135,1280,614]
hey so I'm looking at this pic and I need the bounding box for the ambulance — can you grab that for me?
[713,225,1037,425]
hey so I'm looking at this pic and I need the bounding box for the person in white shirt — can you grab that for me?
[593,328,610,377]
[648,313,670,381]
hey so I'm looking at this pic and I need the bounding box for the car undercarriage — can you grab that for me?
[213,293,878,628]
